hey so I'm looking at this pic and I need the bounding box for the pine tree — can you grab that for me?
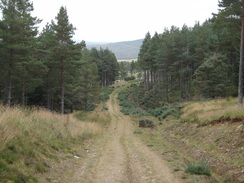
[194,53,230,98]
[85,47,119,87]
[156,34,169,102]
[72,60,100,111]
[138,32,151,90]
[148,32,160,91]
[119,62,127,80]
[0,19,5,100]
[51,6,83,114]
[37,24,58,109]
[217,0,244,104]
[0,0,40,106]
[130,60,136,76]
[100,48,118,87]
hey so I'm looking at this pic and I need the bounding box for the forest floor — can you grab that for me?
[37,85,183,183]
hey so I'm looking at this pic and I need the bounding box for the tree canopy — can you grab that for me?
[0,1,119,113]
[138,1,243,103]
[0,0,243,111]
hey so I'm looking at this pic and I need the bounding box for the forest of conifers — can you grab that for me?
[0,1,118,113]
[138,0,244,104]
[0,0,244,114]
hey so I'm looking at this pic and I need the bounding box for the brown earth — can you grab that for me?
[135,113,244,182]
[37,86,182,183]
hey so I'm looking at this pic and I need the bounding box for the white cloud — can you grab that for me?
[31,0,219,42]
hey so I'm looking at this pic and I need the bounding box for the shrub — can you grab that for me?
[85,104,97,111]
[118,89,148,116]
[185,160,211,176]
[139,119,154,128]
[124,76,136,81]
[118,85,182,119]
[100,87,114,102]
[148,104,182,120]
[134,129,143,134]
[102,107,108,111]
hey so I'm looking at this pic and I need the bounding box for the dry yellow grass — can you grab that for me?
[181,97,244,125]
[74,104,111,125]
[0,105,102,148]
[0,104,103,182]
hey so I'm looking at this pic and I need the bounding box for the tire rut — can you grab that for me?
[87,87,182,183]
[39,86,182,183]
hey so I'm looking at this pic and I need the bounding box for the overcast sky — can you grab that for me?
[31,0,220,43]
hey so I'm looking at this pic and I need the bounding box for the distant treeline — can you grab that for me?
[0,1,119,113]
[138,0,243,103]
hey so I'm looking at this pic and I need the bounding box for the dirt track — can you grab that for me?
[40,86,181,183]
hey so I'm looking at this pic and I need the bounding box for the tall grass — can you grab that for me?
[74,104,111,126]
[180,97,244,125]
[0,105,101,146]
[0,104,101,182]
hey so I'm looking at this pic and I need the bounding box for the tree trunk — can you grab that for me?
[165,69,169,102]
[47,91,51,110]
[61,64,65,114]
[7,71,12,107]
[144,70,147,90]
[153,70,157,94]
[166,78,169,102]
[105,73,107,87]
[179,75,182,101]
[22,78,25,106]
[7,49,13,107]
[100,72,103,88]
[238,5,244,105]
[46,77,51,110]
[146,70,149,91]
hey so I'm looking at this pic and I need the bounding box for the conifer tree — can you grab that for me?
[0,0,40,106]
[217,0,244,104]
[37,24,59,109]
[148,32,160,90]
[72,60,100,111]
[90,48,118,87]
[130,60,136,76]
[51,6,83,114]
[138,32,151,90]
[119,62,127,79]
[194,53,230,98]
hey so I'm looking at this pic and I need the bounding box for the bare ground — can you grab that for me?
[38,87,182,183]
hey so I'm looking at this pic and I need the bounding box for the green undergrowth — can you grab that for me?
[185,160,211,176]
[134,129,143,134]
[148,104,182,120]
[99,86,114,102]
[0,105,101,182]
[118,84,182,119]
[139,119,154,127]
[118,88,148,116]
[124,76,136,81]
[82,86,114,111]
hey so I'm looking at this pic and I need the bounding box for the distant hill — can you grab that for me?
[86,39,143,60]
